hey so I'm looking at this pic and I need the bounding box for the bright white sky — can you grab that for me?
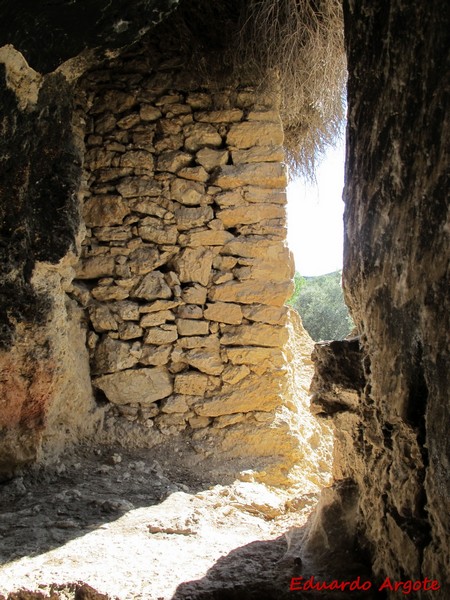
[286,138,345,276]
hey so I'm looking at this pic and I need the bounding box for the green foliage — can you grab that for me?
[288,270,354,341]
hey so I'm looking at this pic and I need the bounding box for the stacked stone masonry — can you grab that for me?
[72,51,298,453]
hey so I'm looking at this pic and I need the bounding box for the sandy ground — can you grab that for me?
[0,445,320,600]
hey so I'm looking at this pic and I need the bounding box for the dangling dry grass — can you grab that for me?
[235,0,347,178]
[154,0,346,178]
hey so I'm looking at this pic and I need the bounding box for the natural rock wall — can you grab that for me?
[306,0,449,594]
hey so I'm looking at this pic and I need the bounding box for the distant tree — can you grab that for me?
[289,270,354,341]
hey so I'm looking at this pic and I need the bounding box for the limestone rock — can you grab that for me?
[226,121,283,148]
[116,177,161,198]
[93,367,172,405]
[83,195,129,227]
[139,345,172,366]
[213,163,286,189]
[139,104,162,121]
[177,319,209,336]
[139,299,182,313]
[177,304,203,319]
[195,109,243,123]
[181,284,207,304]
[173,247,214,286]
[161,395,190,413]
[220,323,288,347]
[144,327,178,345]
[174,372,209,395]
[178,166,209,182]
[88,305,118,332]
[93,337,139,374]
[156,150,192,173]
[170,178,206,206]
[174,206,214,231]
[217,204,284,228]
[140,310,175,327]
[120,150,154,170]
[204,302,243,325]
[184,349,224,375]
[76,256,115,279]
[118,322,143,340]
[131,272,172,301]
[242,304,288,325]
[222,364,250,384]
[184,123,222,151]
[209,280,292,307]
[179,229,233,247]
[138,218,178,244]
[91,285,129,302]
[231,146,284,164]
[226,346,285,367]
[195,148,228,171]
[194,374,282,417]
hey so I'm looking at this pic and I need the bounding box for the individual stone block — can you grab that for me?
[93,337,139,374]
[194,374,281,417]
[225,346,284,367]
[138,218,178,244]
[112,300,140,321]
[231,146,285,164]
[173,247,214,286]
[174,372,209,395]
[222,364,250,384]
[139,345,172,366]
[184,349,224,376]
[139,299,182,313]
[140,310,175,327]
[177,319,209,336]
[227,121,284,148]
[131,271,172,301]
[174,206,214,231]
[217,204,285,228]
[184,123,222,151]
[93,367,173,405]
[170,178,205,205]
[178,305,203,319]
[83,195,129,227]
[179,230,233,247]
[117,113,140,129]
[222,236,288,259]
[118,322,143,340]
[196,148,228,171]
[181,284,207,304]
[76,256,116,279]
[129,198,167,217]
[120,150,154,170]
[195,109,243,123]
[88,305,118,332]
[234,258,293,283]
[209,280,291,307]
[175,334,220,350]
[188,415,212,429]
[242,304,289,325]
[220,323,288,347]
[212,163,286,189]
[116,177,162,198]
[156,150,192,173]
[204,302,243,325]
[243,186,287,205]
[144,327,178,345]
[93,225,132,242]
[127,247,161,275]
[85,148,114,170]
[161,395,190,414]
[91,285,130,302]
[140,104,162,121]
[177,166,209,182]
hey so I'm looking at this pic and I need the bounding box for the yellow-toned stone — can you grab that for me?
[217,203,285,228]
[184,349,224,376]
[222,364,250,385]
[231,146,284,164]
[204,302,243,325]
[83,195,129,227]
[174,206,214,231]
[76,256,116,279]
[179,229,234,247]
[140,310,175,327]
[196,148,229,171]
[242,304,288,325]
[93,367,172,405]
[227,121,283,148]
[195,109,243,123]
[144,327,178,345]
[139,104,162,121]
[184,123,222,151]
[213,163,286,189]
[208,280,291,307]
[178,166,209,182]
[91,285,129,301]
[174,371,209,395]
[177,319,209,336]
[220,323,288,347]
[173,247,214,286]
[170,178,205,206]
[226,346,285,366]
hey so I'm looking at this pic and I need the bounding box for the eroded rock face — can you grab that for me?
[313,0,450,590]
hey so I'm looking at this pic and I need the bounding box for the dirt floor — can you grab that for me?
[0,444,324,600]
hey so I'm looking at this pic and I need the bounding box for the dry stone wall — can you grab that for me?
[71,46,331,486]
